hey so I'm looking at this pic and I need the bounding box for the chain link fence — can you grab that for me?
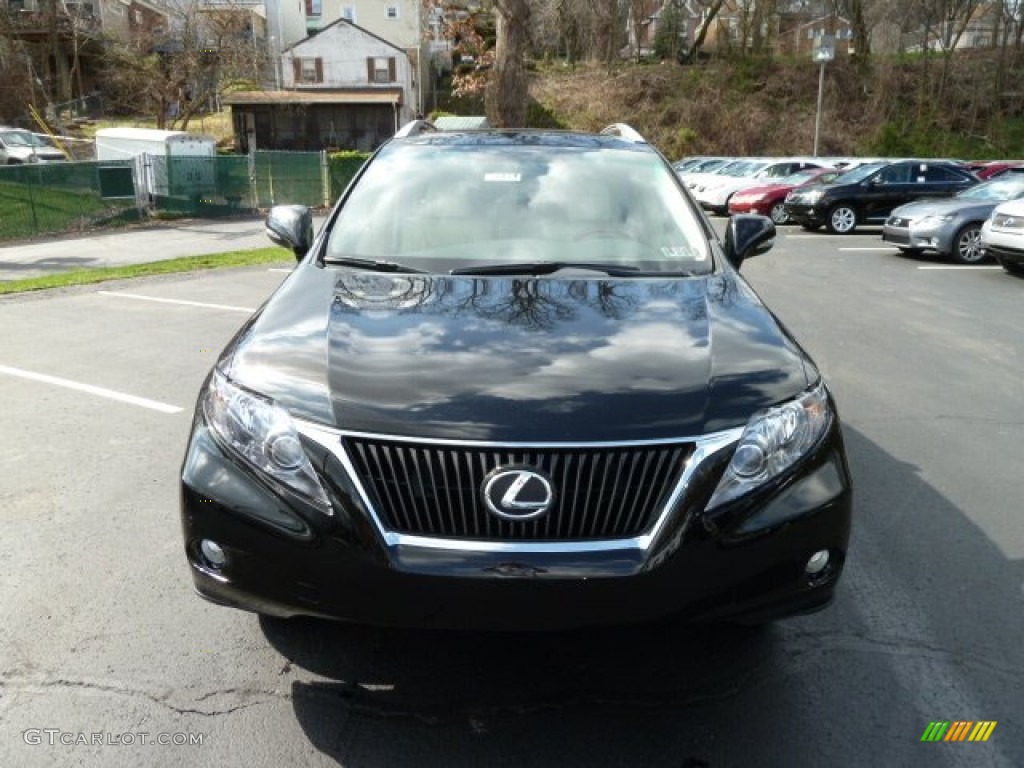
[0,161,140,241]
[0,150,371,242]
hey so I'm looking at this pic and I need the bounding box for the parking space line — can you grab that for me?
[0,364,183,414]
[98,291,256,313]
[839,247,899,251]
[268,268,293,273]
[917,265,1003,270]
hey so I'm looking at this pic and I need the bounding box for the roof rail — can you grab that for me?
[600,123,646,144]
[394,119,437,139]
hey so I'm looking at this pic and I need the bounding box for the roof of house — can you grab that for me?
[224,89,403,106]
[283,18,407,55]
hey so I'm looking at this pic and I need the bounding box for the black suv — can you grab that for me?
[784,160,978,234]
[180,122,852,630]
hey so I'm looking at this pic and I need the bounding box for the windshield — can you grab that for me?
[0,131,34,147]
[690,158,727,173]
[832,162,887,184]
[957,176,1024,201]
[325,143,711,275]
[778,169,825,185]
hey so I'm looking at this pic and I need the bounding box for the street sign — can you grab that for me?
[813,35,836,62]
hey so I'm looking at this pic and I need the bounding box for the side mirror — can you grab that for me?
[266,205,314,261]
[723,214,775,270]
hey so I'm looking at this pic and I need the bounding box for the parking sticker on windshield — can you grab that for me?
[484,172,521,183]
[662,246,704,261]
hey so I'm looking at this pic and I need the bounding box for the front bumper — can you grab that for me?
[881,222,954,254]
[180,418,853,630]
[728,199,767,216]
[783,202,826,227]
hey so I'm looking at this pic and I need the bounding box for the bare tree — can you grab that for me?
[486,0,532,126]
[101,0,268,129]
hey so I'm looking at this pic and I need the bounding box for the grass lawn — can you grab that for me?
[0,247,291,295]
[0,179,138,241]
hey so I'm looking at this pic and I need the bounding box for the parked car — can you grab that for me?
[881,175,1024,264]
[694,159,827,215]
[0,127,66,164]
[964,160,1024,179]
[679,158,744,189]
[981,198,1024,275]
[728,167,840,223]
[179,121,852,630]
[784,160,978,234]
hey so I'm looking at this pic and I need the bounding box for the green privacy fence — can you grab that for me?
[0,150,371,242]
[0,161,140,241]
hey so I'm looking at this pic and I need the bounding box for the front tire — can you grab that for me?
[951,223,986,264]
[826,204,858,234]
[769,202,789,225]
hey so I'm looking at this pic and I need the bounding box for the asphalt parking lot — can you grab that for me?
[1,227,1022,767]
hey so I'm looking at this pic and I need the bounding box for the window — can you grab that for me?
[368,56,396,84]
[341,5,356,22]
[294,57,323,84]
[305,0,321,16]
[877,164,912,184]
[386,6,398,18]
[924,165,966,183]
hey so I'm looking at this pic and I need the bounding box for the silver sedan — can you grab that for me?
[881,174,1024,264]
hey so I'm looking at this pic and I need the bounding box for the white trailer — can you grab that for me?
[94,127,218,203]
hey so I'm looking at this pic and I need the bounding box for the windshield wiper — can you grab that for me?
[449,261,694,277]
[322,256,428,274]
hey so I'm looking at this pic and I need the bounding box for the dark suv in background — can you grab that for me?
[784,160,978,234]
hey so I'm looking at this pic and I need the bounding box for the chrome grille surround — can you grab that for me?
[295,420,744,554]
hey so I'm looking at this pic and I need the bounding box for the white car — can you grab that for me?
[0,128,67,164]
[981,197,1024,276]
[694,159,826,215]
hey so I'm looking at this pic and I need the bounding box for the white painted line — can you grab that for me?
[268,268,293,273]
[98,291,256,313]
[0,364,183,414]
[917,265,1003,270]
[839,247,899,252]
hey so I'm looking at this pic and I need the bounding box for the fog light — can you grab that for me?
[805,549,830,575]
[200,539,227,569]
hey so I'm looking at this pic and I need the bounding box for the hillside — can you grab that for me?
[522,51,1024,161]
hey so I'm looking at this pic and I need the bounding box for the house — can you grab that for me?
[286,0,432,114]
[907,0,1014,52]
[775,13,855,58]
[624,0,701,59]
[224,19,416,152]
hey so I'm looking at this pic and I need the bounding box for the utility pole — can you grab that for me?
[812,35,835,157]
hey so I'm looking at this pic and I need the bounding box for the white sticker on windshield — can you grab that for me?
[662,245,704,261]
[484,172,521,182]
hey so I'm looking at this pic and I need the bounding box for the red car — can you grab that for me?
[728,167,840,224]
[965,160,1024,179]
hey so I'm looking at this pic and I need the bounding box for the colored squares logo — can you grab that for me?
[921,721,997,742]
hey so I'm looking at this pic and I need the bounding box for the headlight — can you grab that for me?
[917,214,954,228]
[203,369,331,513]
[706,381,832,510]
[803,189,824,204]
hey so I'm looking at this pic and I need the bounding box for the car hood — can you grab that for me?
[222,268,812,442]
[733,182,791,199]
[891,197,999,219]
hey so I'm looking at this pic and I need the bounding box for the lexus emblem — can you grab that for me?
[482,467,554,521]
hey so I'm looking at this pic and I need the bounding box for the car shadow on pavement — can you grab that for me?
[0,256,98,272]
[260,425,1023,767]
